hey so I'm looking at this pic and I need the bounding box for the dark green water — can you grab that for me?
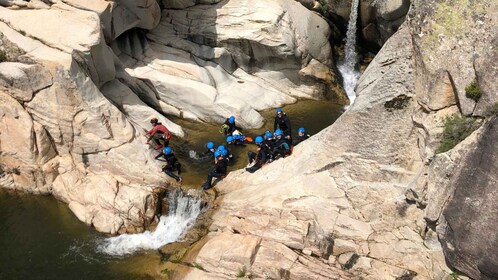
[0,189,164,280]
[0,99,343,279]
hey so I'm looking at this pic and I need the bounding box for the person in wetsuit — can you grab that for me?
[273,108,292,140]
[293,127,311,146]
[201,151,228,190]
[273,129,291,159]
[221,115,243,136]
[155,147,182,182]
[246,136,271,173]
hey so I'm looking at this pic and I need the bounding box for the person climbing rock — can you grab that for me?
[221,115,242,136]
[155,147,182,182]
[246,136,271,173]
[201,151,228,190]
[273,108,292,140]
[145,118,172,150]
[293,127,311,146]
[273,129,291,159]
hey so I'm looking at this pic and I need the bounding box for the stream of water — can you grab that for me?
[99,189,202,256]
[337,0,360,105]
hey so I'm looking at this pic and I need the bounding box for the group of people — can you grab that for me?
[145,108,311,190]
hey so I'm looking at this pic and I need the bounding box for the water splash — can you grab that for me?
[338,0,361,105]
[98,190,202,256]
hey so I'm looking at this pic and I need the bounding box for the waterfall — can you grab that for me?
[98,190,202,256]
[338,0,360,105]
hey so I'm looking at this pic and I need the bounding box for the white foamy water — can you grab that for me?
[338,0,360,105]
[98,190,202,256]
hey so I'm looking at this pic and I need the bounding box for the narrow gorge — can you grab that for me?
[0,0,497,279]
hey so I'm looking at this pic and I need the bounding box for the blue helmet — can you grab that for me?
[228,116,235,124]
[276,108,283,113]
[255,136,264,144]
[274,129,283,137]
[217,145,226,151]
[226,136,234,143]
[214,151,222,157]
[220,149,228,156]
[206,141,214,149]
[164,147,172,155]
[264,131,273,139]
[298,127,305,133]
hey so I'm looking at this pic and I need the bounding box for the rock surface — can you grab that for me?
[183,26,451,279]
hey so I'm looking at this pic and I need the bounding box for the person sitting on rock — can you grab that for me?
[263,130,276,162]
[146,118,172,150]
[272,129,291,159]
[221,115,242,136]
[246,136,271,173]
[155,147,182,182]
[292,127,311,146]
[273,108,292,140]
[201,151,228,190]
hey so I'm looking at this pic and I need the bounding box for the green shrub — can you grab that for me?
[465,80,482,102]
[436,114,481,153]
[236,266,247,278]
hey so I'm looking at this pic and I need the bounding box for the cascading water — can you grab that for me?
[337,0,361,105]
[98,189,202,256]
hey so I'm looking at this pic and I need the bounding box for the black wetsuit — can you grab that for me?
[155,152,182,181]
[293,133,310,146]
[246,143,271,173]
[273,137,291,158]
[223,119,242,136]
[264,138,276,161]
[274,113,292,138]
[202,157,228,190]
